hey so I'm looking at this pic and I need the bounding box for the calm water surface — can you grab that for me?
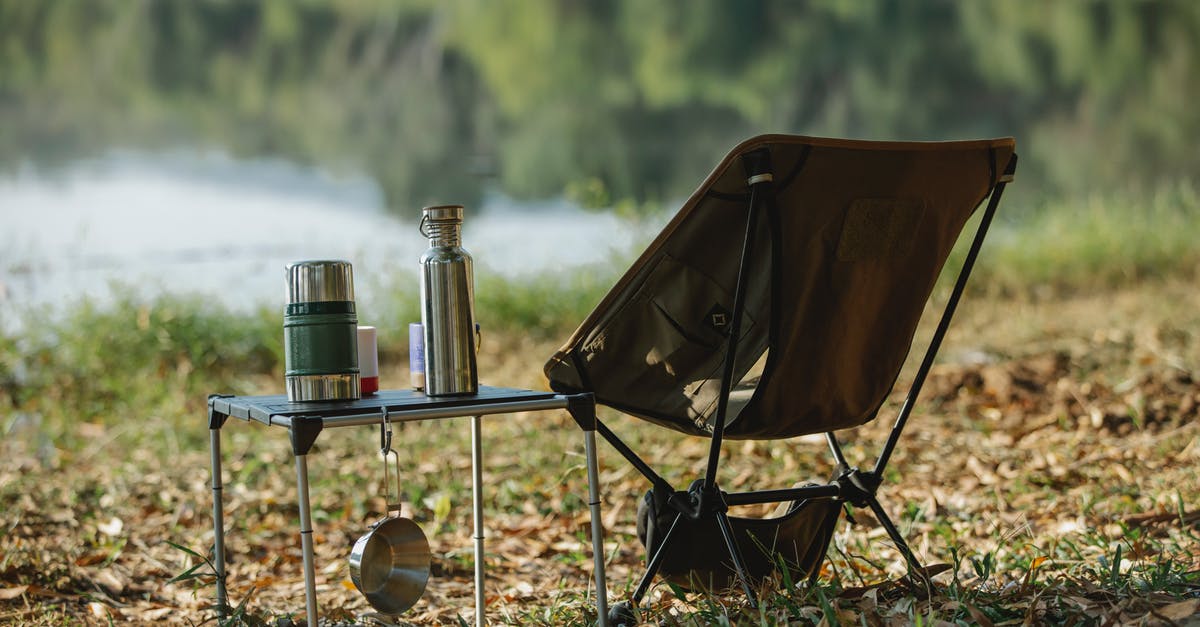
[0,151,647,330]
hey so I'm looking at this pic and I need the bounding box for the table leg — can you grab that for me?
[471,415,486,627]
[583,431,610,626]
[295,454,319,626]
[210,428,228,619]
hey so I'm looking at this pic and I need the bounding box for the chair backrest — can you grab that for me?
[545,134,1016,440]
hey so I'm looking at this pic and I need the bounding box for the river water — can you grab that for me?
[0,151,651,330]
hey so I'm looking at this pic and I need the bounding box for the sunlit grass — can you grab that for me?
[951,181,1200,295]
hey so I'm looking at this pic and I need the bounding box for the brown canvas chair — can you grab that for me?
[545,134,1016,624]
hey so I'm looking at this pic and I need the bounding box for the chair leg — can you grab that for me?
[620,509,760,624]
[714,511,759,607]
[629,511,684,606]
[864,497,935,596]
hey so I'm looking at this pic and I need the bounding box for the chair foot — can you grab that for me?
[608,601,639,627]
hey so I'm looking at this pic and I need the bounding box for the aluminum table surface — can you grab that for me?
[211,385,561,426]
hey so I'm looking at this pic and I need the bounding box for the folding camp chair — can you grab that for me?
[545,134,1016,624]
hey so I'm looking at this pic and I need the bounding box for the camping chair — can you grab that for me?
[544,134,1016,623]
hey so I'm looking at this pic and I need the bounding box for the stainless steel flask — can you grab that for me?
[284,260,361,401]
[418,205,478,396]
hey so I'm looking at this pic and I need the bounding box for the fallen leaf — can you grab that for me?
[88,601,110,618]
[965,601,995,627]
[74,552,108,567]
[94,568,127,594]
[136,607,175,620]
[0,585,28,600]
[1158,599,1200,621]
[78,422,106,438]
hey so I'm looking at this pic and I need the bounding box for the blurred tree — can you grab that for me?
[0,0,486,212]
[959,2,1200,196]
[0,0,1196,215]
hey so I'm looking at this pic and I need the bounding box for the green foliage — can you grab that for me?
[2,0,1198,212]
[0,292,280,449]
[473,266,618,340]
[0,262,615,452]
[362,263,618,341]
[167,541,272,627]
[0,0,483,210]
[945,180,1200,295]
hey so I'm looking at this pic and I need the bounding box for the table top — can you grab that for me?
[209,385,562,426]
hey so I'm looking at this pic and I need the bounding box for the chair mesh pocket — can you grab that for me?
[581,254,754,426]
[636,487,840,591]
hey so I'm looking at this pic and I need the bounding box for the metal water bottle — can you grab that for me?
[418,205,478,396]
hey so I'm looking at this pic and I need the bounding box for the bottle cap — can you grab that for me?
[286,259,355,304]
[421,205,464,222]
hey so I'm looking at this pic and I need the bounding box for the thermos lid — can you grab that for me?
[286,259,355,304]
[422,205,464,222]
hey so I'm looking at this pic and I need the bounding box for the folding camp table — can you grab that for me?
[206,386,609,626]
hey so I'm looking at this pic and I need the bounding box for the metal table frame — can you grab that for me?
[207,386,609,626]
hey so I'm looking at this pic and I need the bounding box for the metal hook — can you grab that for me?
[418,214,430,238]
[380,406,393,455]
[379,406,403,515]
[381,447,402,516]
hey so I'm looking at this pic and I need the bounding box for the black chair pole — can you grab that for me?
[694,152,774,607]
[715,511,760,604]
[593,418,670,491]
[826,433,850,468]
[630,512,685,605]
[703,170,770,490]
[864,495,933,594]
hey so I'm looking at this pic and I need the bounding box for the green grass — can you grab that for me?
[951,180,1200,296]
[373,263,621,343]
[1,288,282,453]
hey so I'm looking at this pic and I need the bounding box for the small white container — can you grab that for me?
[357,326,379,395]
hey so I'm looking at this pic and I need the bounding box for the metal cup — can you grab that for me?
[349,443,431,615]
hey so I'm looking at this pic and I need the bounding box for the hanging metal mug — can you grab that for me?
[349,411,432,615]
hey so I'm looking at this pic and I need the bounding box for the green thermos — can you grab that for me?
[284,260,360,402]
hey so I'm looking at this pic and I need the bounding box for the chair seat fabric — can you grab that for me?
[545,134,1015,439]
